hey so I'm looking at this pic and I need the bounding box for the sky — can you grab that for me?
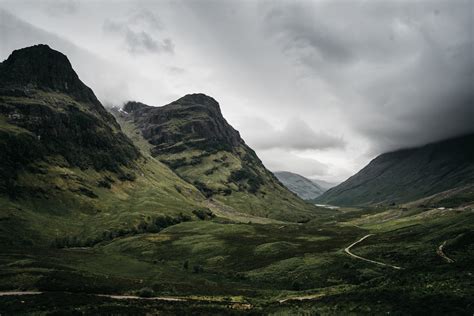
[0,0,472,183]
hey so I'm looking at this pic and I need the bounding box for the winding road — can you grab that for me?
[0,291,42,296]
[0,291,253,309]
[0,291,183,301]
[437,241,455,263]
[345,234,403,270]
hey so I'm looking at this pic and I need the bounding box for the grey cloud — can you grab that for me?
[239,117,345,151]
[0,10,137,105]
[257,148,329,177]
[264,5,354,64]
[47,0,80,15]
[103,11,174,55]
[129,9,163,30]
[1,1,471,180]
[123,29,173,54]
[168,66,186,75]
[263,0,474,153]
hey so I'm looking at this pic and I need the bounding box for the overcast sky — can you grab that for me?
[1,0,472,182]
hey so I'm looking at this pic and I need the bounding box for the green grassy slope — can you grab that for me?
[0,45,208,248]
[115,96,323,222]
[1,197,472,314]
[317,134,474,206]
[1,45,472,315]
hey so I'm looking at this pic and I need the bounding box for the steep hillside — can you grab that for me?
[115,96,321,221]
[274,171,325,200]
[0,45,206,247]
[316,134,474,206]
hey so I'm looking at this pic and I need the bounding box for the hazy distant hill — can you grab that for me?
[316,134,474,206]
[274,171,325,200]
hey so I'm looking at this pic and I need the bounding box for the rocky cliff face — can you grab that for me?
[117,95,319,221]
[123,94,241,155]
[1,45,96,104]
[0,45,139,195]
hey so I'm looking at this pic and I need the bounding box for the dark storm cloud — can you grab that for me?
[103,10,174,55]
[263,0,474,153]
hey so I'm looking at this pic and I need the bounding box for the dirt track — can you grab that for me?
[345,234,403,270]
[437,241,455,263]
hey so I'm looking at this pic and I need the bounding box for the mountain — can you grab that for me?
[274,171,325,200]
[1,45,473,316]
[0,10,136,104]
[316,134,474,206]
[0,45,205,247]
[114,96,320,221]
[0,44,136,194]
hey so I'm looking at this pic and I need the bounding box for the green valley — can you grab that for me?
[0,45,473,315]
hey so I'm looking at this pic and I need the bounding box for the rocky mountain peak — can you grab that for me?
[121,95,242,154]
[172,93,220,109]
[0,44,99,105]
[122,101,150,113]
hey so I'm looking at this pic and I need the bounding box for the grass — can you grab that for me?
[0,202,473,314]
[1,93,473,314]
[113,109,328,223]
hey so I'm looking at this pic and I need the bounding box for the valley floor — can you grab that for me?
[1,203,473,315]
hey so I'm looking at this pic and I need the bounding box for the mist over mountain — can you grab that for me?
[317,134,474,206]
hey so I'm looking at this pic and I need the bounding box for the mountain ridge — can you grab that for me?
[115,96,323,221]
[316,133,474,206]
[0,45,206,247]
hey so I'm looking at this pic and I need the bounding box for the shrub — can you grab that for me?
[163,158,187,169]
[192,209,215,220]
[118,172,136,182]
[97,179,111,188]
[137,287,154,298]
[192,265,204,274]
[193,181,214,198]
[228,167,263,193]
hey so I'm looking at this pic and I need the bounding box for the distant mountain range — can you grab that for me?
[316,134,474,206]
[274,171,330,200]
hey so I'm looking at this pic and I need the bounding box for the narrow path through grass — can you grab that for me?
[345,234,403,270]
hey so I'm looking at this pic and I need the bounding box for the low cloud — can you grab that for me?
[239,117,345,151]
[257,148,329,177]
[103,10,174,55]
[263,0,474,153]
[47,0,80,16]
